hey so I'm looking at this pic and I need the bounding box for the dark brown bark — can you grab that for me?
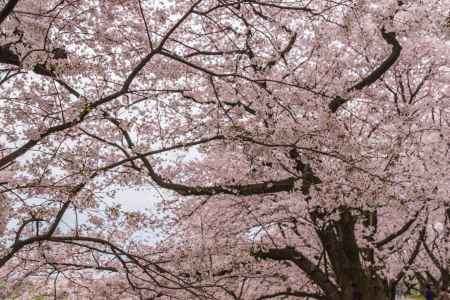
[329,28,402,113]
[252,246,341,300]
[0,0,19,26]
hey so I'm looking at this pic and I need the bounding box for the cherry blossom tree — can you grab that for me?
[0,0,449,299]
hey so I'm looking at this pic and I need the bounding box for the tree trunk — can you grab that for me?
[323,280,390,300]
[317,208,391,300]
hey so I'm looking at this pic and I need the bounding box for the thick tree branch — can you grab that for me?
[252,247,340,299]
[46,262,118,273]
[422,239,443,271]
[104,116,299,196]
[0,0,19,26]
[141,151,297,196]
[256,289,327,300]
[394,225,426,284]
[0,45,71,77]
[0,182,85,268]
[329,28,402,112]
[375,209,421,248]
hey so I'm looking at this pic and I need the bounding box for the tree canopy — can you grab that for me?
[0,0,449,299]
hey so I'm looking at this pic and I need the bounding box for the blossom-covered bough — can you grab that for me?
[0,0,449,299]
